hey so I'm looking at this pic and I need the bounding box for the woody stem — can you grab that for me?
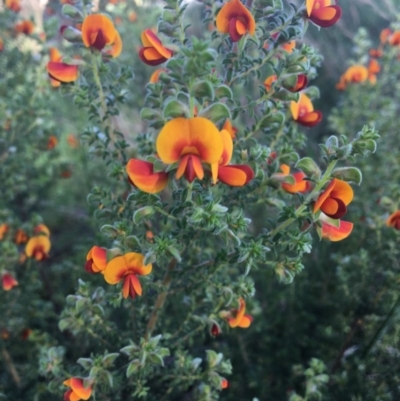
[91,53,116,145]
[144,258,177,340]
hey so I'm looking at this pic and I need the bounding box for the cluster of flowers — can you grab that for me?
[0,224,51,291]
[336,27,400,90]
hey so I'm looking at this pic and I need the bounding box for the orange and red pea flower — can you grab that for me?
[139,29,173,66]
[81,14,122,58]
[313,178,353,219]
[216,0,256,42]
[386,211,400,230]
[306,0,342,28]
[279,164,311,194]
[226,298,253,329]
[25,226,51,261]
[63,378,92,401]
[85,246,107,273]
[2,273,18,291]
[103,252,152,299]
[290,93,322,127]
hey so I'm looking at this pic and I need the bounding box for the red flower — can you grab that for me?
[386,211,400,230]
[139,29,173,66]
[306,0,342,28]
[2,273,18,291]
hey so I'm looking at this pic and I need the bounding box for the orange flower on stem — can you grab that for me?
[389,31,400,46]
[156,117,224,183]
[222,119,237,139]
[47,135,58,150]
[264,75,277,91]
[216,0,256,42]
[5,0,21,12]
[85,246,107,273]
[139,29,173,66]
[0,224,9,240]
[381,28,392,44]
[25,230,51,261]
[278,164,310,194]
[306,0,342,28]
[319,214,353,242]
[313,178,353,219]
[211,129,254,186]
[368,59,380,75]
[285,74,308,92]
[149,68,166,83]
[126,159,169,194]
[81,14,122,58]
[386,211,400,230]
[290,93,322,127]
[46,53,79,84]
[103,252,152,299]
[2,273,18,291]
[63,378,92,401]
[15,20,35,35]
[222,298,253,328]
[221,378,229,389]
[281,40,296,53]
[14,229,28,244]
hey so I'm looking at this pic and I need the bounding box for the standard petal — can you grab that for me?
[104,255,128,284]
[125,252,152,276]
[156,117,223,165]
[330,178,354,206]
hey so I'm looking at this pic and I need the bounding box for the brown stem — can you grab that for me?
[2,348,21,388]
[331,318,363,374]
[144,258,177,340]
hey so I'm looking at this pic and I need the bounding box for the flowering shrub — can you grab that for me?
[0,0,386,400]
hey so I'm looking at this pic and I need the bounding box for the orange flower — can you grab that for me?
[215,0,256,42]
[390,31,400,46]
[5,0,21,12]
[85,246,107,273]
[63,378,92,401]
[48,48,63,88]
[313,178,353,219]
[149,68,166,83]
[369,48,383,58]
[281,40,296,53]
[139,29,173,66]
[279,164,310,194]
[222,119,237,139]
[368,59,380,75]
[34,224,50,237]
[25,236,51,261]
[126,159,169,194]
[225,298,253,328]
[285,74,308,92]
[14,229,28,244]
[221,378,229,389]
[15,20,35,35]
[156,117,224,183]
[0,224,9,240]
[81,14,122,58]
[290,93,322,127]
[380,28,392,44]
[47,135,58,150]
[264,75,277,91]
[306,0,342,28]
[2,273,18,291]
[46,61,79,84]
[343,65,369,83]
[386,211,400,230]
[211,129,254,186]
[320,217,353,241]
[128,11,137,22]
[67,134,79,148]
[103,252,152,299]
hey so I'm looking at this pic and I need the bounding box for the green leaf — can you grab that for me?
[193,80,214,99]
[140,108,162,121]
[102,353,120,366]
[126,360,141,378]
[325,135,338,149]
[295,157,321,178]
[331,167,362,185]
[77,358,93,370]
[133,206,154,225]
[200,103,231,122]
[215,85,233,99]
[61,4,83,20]
[163,100,189,119]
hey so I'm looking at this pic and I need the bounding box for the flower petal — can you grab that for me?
[309,5,342,28]
[81,14,117,49]
[321,220,353,242]
[126,159,168,194]
[47,61,79,83]
[70,378,92,400]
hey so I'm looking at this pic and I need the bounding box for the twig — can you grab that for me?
[1,348,21,388]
